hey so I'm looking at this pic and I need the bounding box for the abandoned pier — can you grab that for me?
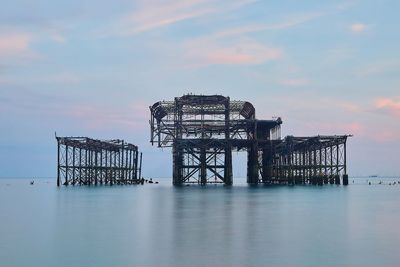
[56,94,350,186]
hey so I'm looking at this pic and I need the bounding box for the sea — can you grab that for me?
[1,177,400,267]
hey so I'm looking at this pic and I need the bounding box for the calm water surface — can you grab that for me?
[1,178,400,267]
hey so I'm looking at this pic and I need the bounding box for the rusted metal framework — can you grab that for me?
[150,94,350,185]
[150,95,281,185]
[56,136,142,186]
[261,135,349,185]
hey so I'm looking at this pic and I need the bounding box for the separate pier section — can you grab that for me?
[261,135,349,185]
[56,136,142,186]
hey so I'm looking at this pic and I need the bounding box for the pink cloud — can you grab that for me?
[375,97,400,118]
[184,38,283,66]
[0,32,41,62]
[337,101,362,113]
[212,12,323,39]
[373,130,400,142]
[0,33,30,56]
[109,0,257,36]
[350,23,367,33]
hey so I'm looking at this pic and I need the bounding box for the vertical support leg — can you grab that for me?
[79,148,82,185]
[65,145,69,186]
[110,151,114,186]
[336,143,340,176]
[57,141,60,187]
[344,141,347,175]
[224,145,233,185]
[95,151,98,185]
[139,152,143,180]
[72,147,76,185]
[172,143,183,185]
[262,144,272,183]
[247,143,259,184]
[200,146,207,185]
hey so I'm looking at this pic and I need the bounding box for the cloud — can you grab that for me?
[350,23,367,33]
[104,0,257,36]
[336,0,358,11]
[206,1,355,39]
[211,12,324,39]
[338,101,362,113]
[0,32,31,57]
[177,8,333,67]
[0,31,41,63]
[375,97,400,118]
[184,37,282,66]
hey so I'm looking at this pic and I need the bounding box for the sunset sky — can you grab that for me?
[1,0,399,178]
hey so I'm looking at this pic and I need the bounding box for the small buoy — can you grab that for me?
[30,181,34,185]
[369,182,371,185]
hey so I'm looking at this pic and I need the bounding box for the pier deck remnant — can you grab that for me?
[56,136,142,186]
[150,94,350,185]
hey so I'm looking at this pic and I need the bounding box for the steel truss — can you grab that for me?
[172,139,233,185]
[56,136,142,186]
[258,135,349,184]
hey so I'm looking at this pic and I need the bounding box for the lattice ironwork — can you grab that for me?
[260,135,350,184]
[56,136,142,186]
[150,94,281,185]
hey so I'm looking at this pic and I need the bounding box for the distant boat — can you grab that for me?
[30,180,34,185]
[369,175,378,178]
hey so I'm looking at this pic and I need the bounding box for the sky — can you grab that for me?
[0,0,399,178]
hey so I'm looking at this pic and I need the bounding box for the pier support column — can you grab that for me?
[247,143,259,184]
[224,146,233,185]
[343,174,349,186]
[335,175,340,185]
[172,143,183,185]
[200,146,207,185]
[261,145,272,183]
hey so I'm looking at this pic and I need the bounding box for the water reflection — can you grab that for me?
[1,179,400,267]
